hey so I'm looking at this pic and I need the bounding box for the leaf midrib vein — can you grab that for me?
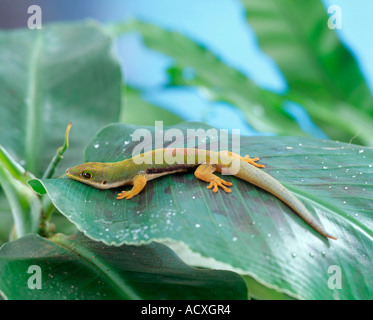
[25,31,44,174]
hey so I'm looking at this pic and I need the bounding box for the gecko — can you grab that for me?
[65,148,337,240]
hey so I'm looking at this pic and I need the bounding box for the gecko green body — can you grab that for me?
[65,148,336,240]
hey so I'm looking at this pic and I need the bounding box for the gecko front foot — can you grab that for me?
[116,174,147,200]
[116,190,136,200]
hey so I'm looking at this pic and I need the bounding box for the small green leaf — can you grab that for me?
[0,233,248,300]
[27,180,47,195]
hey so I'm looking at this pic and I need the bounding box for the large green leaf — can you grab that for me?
[108,21,305,137]
[0,21,122,177]
[29,122,373,299]
[242,0,373,145]
[30,123,373,299]
[0,233,247,300]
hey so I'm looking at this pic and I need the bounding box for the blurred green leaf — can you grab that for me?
[242,0,373,145]
[49,210,77,236]
[0,146,40,238]
[108,21,305,136]
[0,192,13,245]
[0,21,122,177]
[0,233,248,300]
[29,122,373,299]
[0,146,34,184]
[121,86,183,125]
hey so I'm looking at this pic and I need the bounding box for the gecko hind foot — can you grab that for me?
[207,178,233,193]
[243,155,265,168]
[195,163,233,193]
[224,151,265,168]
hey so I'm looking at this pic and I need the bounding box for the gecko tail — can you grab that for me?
[235,160,337,240]
[321,232,337,240]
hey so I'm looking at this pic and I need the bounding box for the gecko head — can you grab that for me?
[65,162,115,189]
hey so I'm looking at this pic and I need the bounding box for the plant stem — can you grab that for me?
[38,122,72,237]
[42,122,72,179]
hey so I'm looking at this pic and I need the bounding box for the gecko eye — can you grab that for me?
[82,171,92,179]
